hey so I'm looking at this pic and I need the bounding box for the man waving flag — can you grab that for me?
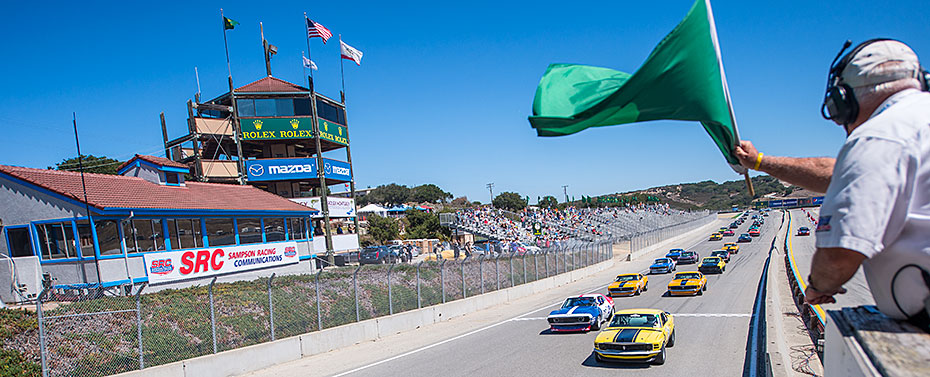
[528,0,746,175]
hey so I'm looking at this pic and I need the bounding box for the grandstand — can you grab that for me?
[447,204,710,244]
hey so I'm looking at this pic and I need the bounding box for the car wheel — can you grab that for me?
[644,283,648,292]
[653,346,667,365]
[591,317,601,331]
[667,329,676,347]
[697,287,703,296]
[703,283,707,291]
[594,352,605,363]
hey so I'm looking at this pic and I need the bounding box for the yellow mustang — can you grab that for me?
[608,273,649,297]
[666,271,707,296]
[594,309,675,365]
[699,256,727,274]
[723,242,740,254]
[709,232,723,241]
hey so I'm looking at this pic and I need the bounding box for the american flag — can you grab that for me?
[306,18,332,44]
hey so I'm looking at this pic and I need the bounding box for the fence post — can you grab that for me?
[135,284,146,370]
[534,252,539,281]
[509,252,515,287]
[571,246,576,270]
[440,259,447,303]
[462,255,469,298]
[545,250,549,277]
[495,254,501,290]
[354,264,362,321]
[209,277,218,354]
[416,262,423,309]
[522,253,527,284]
[267,273,276,341]
[36,289,48,377]
[479,255,485,294]
[388,262,396,315]
[315,269,323,331]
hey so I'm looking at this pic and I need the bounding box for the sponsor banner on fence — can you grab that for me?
[245,157,351,182]
[143,241,300,284]
[240,117,314,140]
[291,196,356,218]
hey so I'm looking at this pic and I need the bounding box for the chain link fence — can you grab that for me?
[31,241,613,377]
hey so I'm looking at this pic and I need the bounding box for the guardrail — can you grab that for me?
[782,210,827,354]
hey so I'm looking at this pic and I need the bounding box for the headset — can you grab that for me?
[821,39,930,127]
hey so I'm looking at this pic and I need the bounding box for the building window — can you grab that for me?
[238,98,310,118]
[205,218,235,246]
[75,220,95,258]
[264,218,286,242]
[124,219,166,253]
[316,99,345,125]
[5,227,33,258]
[238,218,263,244]
[36,222,76,260]
[167,219,202,250]
[288,218,307,240]
[294,98,311,116]
[166,173,179,185]
[237,99,256,117]
[94,219,122,256]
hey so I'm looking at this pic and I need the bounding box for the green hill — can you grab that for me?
[591,175,800,211]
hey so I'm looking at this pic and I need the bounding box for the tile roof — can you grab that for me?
[0,165,313,213]
[117,154,189,172]
[235,76,309,93]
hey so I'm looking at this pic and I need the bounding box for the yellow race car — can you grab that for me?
[699,256,727,274]
[608,273,649,297]
[723,242,739,254]
[666,271,707,296]
[593,309,675,365]
[709,232,723,241]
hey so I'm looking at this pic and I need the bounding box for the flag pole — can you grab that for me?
[72,113,103,285]
[339,34,346,102]
[705,0,754,198]
[221,9,232,78]
[304,13,314,82]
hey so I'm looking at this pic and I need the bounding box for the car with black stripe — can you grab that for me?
[593,309,675,365]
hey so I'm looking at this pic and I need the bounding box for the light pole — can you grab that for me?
[486,182,494,206]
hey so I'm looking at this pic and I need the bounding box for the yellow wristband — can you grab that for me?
[753,152,764,170]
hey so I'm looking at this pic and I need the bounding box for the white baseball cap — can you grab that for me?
[841,40,921,88]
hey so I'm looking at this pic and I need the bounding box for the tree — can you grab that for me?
[539,196,558,208]
[404,209,449,240]
[410,184,453,203]
[450,196,469,206]
[367,215,399,245]
[493,192,527,211]
[361,183,411,206]
[52,155,121,175]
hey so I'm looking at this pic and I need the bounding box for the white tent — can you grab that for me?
[357,203,389,217]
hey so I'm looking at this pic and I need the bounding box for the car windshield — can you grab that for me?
[362,247,381,253]
[725,243,735,247]
[703,258,720,264]
[610,313,658,328]
[675,273,701,280]
[741,234,750,237]
[799,227,809,231]
[562,297,596,308]
[680,251,694,257]
[616,275,638,282]
[712,251,725,256]
[653,258,670,264]
[669,249,683,253]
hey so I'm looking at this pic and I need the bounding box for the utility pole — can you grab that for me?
[562,185,569,204]
[486,183,494,206]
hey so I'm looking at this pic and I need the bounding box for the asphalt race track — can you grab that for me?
[244,212,782,377]
[786,208,875,309]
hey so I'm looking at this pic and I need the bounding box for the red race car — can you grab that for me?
[749,229,761,237]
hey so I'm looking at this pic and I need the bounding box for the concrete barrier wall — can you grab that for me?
[111,255,615,377]
[628,217,725,261]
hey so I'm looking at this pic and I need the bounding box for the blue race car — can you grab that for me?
[665,248,684,261]
[546,294,614,332]
[650,257,677,274]
[738,233,752,243]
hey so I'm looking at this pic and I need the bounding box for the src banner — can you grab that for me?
[143,241,300,284]
[245,157,351,182]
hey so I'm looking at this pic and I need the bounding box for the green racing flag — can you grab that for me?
[528,0,745,173]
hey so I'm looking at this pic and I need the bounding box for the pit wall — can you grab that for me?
[111,253,616,377]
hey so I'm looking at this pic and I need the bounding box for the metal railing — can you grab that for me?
[33,241,613,377]
[626,212,717,252]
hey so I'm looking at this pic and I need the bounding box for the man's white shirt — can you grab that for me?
[816,88,930,319]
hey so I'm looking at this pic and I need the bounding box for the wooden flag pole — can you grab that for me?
[743,172,755,197]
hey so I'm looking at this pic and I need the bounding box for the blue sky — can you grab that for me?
[1,1,927,204]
